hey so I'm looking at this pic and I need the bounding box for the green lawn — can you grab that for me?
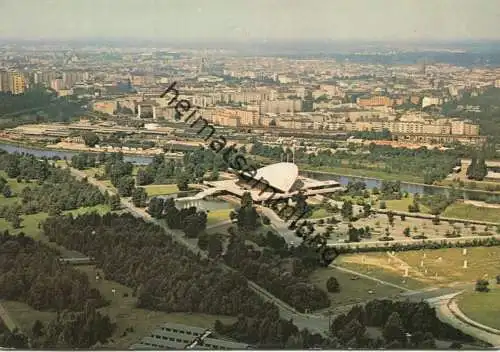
[206,208,233,225]
[0,205,112,237]
[309,207,331,219]
[300,165,423,184]
[381,197,430,213]
[143,184,179,196]
[0,171,34,194]
[457,287,500,330]
[0,212,49,238]
[442,203,500,223]
[310,267,405,308]
[64,204,111,217]
[334,258,427,290]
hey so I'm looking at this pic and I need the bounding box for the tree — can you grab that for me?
[241,192,253,208]
[32,320,44,338]
[183,212,207,238]
[147,197,164,218]
[116,176,135,197]
[108,194,121,211]
[362,203,371,217]
[475,158,488,181]
[207,235,223,259]
[383,312,406,345]
[475,279,490,292]
[131,187,148,207]
[2,184,12,198]
[136,168,154,186]
[403,227,411,237]
[326,277,340,293]
[341,201,353,219]
[387,211,395,226]
[177,174,189,191]
[82,132,100,147]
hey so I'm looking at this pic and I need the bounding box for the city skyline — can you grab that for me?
[1,0,500,42]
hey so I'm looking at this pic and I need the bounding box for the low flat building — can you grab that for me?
[130,322,250,350]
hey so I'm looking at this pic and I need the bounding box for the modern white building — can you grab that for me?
[203,162,344,203]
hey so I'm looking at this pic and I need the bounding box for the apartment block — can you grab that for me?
[260,99,302,114]
[211,107,260,127]
[357,95,394,107]
[0,71,26,95]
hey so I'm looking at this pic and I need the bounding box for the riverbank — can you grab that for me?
[2,139,500,199]
[301,165,423,184]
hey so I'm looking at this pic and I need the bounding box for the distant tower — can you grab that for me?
[199,57,209,75]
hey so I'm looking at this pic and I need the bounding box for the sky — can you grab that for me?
[1,0,500,42]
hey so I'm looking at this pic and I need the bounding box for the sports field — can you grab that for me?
[336,246,500,287]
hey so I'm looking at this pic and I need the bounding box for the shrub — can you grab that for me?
[326,277,340,293]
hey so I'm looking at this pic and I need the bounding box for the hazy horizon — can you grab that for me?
[1,0,500,42]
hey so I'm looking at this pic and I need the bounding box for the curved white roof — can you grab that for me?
[248,162,299,193]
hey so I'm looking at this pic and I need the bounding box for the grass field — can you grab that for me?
[333,258,427,290]
[300,164,422,184]
[380,197,430,213]
[442,203,500,223]
[65,204,112,217]
[0,265,237,349]
[143,184,179,197]
[337,246,500,287]
[76,265,237,349]
[0,205,112,237]
[457,287,500,330]
[309,266,405,308]
[308,207,331,219]
[206,208,232,225]
[0,171,34,194]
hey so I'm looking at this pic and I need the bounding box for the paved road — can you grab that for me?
[331,265,413,292]
[428,292,500,348]
[63,164,498,343]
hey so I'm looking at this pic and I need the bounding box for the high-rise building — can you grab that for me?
[0,71,26,94]
[0,71,9,92]
[10,72,26,95]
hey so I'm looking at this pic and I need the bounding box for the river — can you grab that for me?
[0,142,153,165]
[1,142,497,201]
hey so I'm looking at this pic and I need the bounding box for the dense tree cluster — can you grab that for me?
[18,170,105,215]
[29,307,115,349]
[70,152,96,170]
[82,132,100,147]
[135,148,227,189]
[0,327,29,349]
[0,88,87,129]
[232,192,260,231]
[329,299,475,349]
[147,197,207,238]
[349,129,392,141]
[215,314,327,349]
[251,141,461,184]
[466,157,488,181]
[335,236,500,255]
[0,232,107,311]
[42,213,268,317]
[0,152,105,223]
[224,235,330,313]
[215,298,474,349]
